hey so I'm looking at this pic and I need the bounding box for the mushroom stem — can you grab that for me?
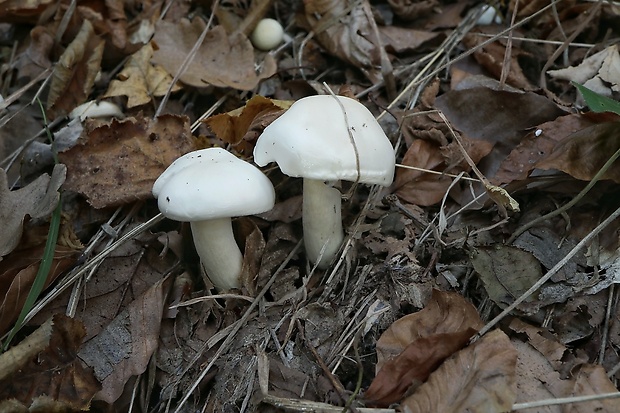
[302,178,344,268]
[190,218,243,290]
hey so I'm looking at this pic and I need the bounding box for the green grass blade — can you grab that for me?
[573,82,620,115]
[2,196,63,350]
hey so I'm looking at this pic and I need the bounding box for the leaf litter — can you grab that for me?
[0,0,619,412]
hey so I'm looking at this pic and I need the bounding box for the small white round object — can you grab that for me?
[250,18,284,51]
[477,5,502,25]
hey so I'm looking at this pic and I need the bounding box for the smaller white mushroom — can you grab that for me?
[250,18,284,51]
[477,5,502,25]
[153,148,275,290]
[69,100,123,121]
[254,95,395,268]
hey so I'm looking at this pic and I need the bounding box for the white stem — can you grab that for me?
[190,218,243,290]
[302,178,343,268]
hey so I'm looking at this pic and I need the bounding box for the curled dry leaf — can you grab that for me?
[59,114,194,208]
[365,328,477,406]
[0,314,100,409]
[401,329,518,413]
[46,19,105,119]
[374,289,484,367]
[300,0,380,79]
[0,164,66,258]
[366,290,484,405]
[152,20,276,90]
[203,95,291,153]
[104,43,180,108]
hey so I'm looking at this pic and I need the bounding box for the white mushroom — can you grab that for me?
[250,18,284,51]
[253,95,395,268]
[153,148,275,290]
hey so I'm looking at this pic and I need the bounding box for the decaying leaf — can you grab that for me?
[299,0,381,80]
[59,114,194,208]
[0,164,66,258]
[462,29,535,90]
[47,20,105,119]
[493,114,598,184]
[152,20,276,90]
[400,329,518,413]
[365,290,484,405]
[0,314,100,410]
[535,121,620,184]
[548,45,620,97]
[471,245,542,312]
[366,328,476,406]
[374,290,484,368]
[79,275,171,403]
[203,95,291,152]
[104,43,181,108]
[0,244,78,335]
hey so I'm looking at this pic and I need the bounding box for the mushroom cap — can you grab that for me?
[153,148,275,221]
[253,95,395,186]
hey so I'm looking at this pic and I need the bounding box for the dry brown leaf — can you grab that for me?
[0,244,78,335]
[104,43,180,108]
[12,25,54,81]
[388,0,439,21]
[401,329,517,413]
[548,45,620,97]
[0,0,55,23]
[366,328,476,406]
[46,19,105,119]
[535,121,620,184]
[152,20,276,90]
[0,315,100,409]
[379,25,444,54]
[462,29,535,90]
[471,245,542,312]
[300,0,380,79]
[59,114,194,208]
[79,275,172,403]
[0,164,65,258]
[203,95,291,153]
[374,289,484,370]
[493,114,599,184]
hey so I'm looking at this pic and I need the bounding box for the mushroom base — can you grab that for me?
[191,218,243,290]
[303,178,344,268]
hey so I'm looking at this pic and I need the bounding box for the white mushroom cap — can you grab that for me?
[153,147,275,221]
[253,95,395,185]
[250,18,284,51]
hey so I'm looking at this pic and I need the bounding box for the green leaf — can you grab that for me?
[573,82,620,115]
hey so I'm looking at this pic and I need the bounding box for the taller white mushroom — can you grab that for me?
[153,148,275,290]
[253,95,395,268]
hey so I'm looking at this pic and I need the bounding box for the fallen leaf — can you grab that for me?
[471,245,542,312]
[462,29,535,90]
[59,114,194,208]
[0,164,66,258]
[493,114,598,184]
[104,43,180,108]
[46,19,105,119]
[299,0,381,80]
[374,290,484,370]
[548,45,620,97]
[79,275,171,403]
[203,95,291,152]
[388,0,439,21]
[0,314,100,409]
[535,121,620,183]
[401,329,518,413]
[365,328,476,406]
[0,0,55,23]
[152,20,276,90]
[0,244,78,335]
